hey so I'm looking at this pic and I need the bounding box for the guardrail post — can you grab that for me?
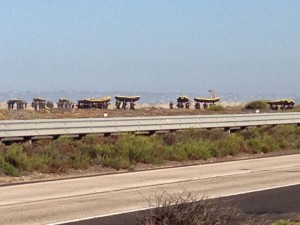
[224,127,231,133]
[149,130,156,135]
[24,137,32,145]
[52,135,60,140]
[104,133,111,137]
[79,134,86,139]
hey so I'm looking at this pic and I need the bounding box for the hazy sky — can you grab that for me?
[0,1,299,94]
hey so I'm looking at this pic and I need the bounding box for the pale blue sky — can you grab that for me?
[0,1,299,94]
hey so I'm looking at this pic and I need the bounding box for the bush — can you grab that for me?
[272,220,300,225]
[182,140,212,160]
[83,144,108,163]
[114,134,164,164]
[215,135,244,157]
[81,134,106,146]
[37,136,86,172]
[207,104,225,111]
[198,129,228,141]
[3,124,300,176]
[138,191,265,225]
[102,156,130,170]
[164,145,188,161]
[4,144,30,171]
[30,155,51,173]
[0,154,19,176]
[163,133,177,145]
[177,128,201,142]
[245,100,269,110]
[272,125,300,149]
[247,132,279,153]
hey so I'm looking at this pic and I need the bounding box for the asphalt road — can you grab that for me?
[1,154,300,225]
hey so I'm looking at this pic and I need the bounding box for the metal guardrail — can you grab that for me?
[1,112,300,140]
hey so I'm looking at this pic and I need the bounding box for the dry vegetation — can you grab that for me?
[137,191,268,225]
[137,191,300,225]
[0,104,279,121]
[1,125,300,179]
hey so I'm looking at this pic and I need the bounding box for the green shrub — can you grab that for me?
[5,144,30,171]
[247,132,279,153]
[272,125,300,149]
[198,129,228,141]
[84,144,108,162]
[69,152,90,170]
[272,220,300,225]
[245,100,269,110]
[114,134,163,164]
[0,154,19,176]
[182,140,212,160]
[102,156,130,170]
[81,134,105,146]
[207,104,224,111]
[164,145,188,161]
[39,136,84,172]
[177,128,201,142]
[215,135,244,157]
[30,155,51,172]
[3,124,300,176]
[163,133,177,145]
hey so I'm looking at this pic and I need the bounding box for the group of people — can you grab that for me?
[31,100,46,110]
[170,101,214,109]
[57,101,75,109]
[169,101,191,109]
[7,99,137,111]
[115,100,136,110]
[77,101,109,109]
[7,98,55,111]
[269,103,294,110]
[6,98,218,111]
[7,99,27,110]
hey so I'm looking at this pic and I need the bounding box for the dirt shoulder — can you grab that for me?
[0,104,252,120]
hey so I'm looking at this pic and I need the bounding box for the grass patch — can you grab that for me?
[272,220,300,225]
[0,125,300,176]
[245,100,269,111]
[207,104,225,111]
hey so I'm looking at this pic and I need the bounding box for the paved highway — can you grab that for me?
[64,184,300,225]
[0,154,300,225]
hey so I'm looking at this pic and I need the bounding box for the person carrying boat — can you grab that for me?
[115,100,121,109]
[122,101,127,110]
[185,102,190,109]
[130,101,135,110]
